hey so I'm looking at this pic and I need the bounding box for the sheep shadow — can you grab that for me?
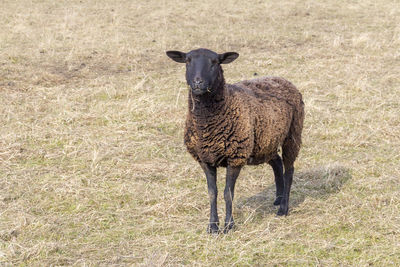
[236,164,351,215]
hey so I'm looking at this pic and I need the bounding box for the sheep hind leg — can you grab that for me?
[268,155,284,206]
[200,162,219,234]
[223,165,241,233]
[278,135,299,216]
[277,165,294,216]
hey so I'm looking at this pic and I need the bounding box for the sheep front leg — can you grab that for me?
[224,165,241,233]
[200,163,219,233]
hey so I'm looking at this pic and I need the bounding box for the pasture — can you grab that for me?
[0,0,399,265]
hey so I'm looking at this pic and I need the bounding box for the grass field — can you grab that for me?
[1,0,399,265]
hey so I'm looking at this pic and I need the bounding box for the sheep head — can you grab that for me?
[166,48,239,96]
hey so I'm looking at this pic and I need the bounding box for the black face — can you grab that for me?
[166,48,239,96]
[185,50,219,95]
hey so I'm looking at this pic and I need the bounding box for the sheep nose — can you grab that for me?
[194,77,203,85]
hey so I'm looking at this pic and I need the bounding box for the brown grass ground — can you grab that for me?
[0,0,399,265]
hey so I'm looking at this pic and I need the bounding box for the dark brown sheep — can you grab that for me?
[166,48,304,233]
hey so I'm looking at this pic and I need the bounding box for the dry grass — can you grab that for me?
[1,0,399,265]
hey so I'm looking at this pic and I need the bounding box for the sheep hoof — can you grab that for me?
[223,221,235,234]
[207,223,219,234]
[277,206,288,216]
[273,196,283,206]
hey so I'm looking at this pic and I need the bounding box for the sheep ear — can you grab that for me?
[166,51,186,63]
[218,52,239,64]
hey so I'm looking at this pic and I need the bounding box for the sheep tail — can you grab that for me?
[282,98,304,169]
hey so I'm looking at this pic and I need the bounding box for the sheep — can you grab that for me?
[166,48,304,233]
